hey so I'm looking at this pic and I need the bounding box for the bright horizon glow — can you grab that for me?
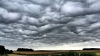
[6,41,100,50]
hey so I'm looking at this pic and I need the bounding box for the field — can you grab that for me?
[7,50,100,56]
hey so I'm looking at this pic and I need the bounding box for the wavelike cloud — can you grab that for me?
[0,0,100,50]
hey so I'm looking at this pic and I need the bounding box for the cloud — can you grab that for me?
[27,17,39,25]
[0,7,21,23]
[27,0,53,6]
[61,1,84,16]
[0,0,100,50]
[86,22,100,33]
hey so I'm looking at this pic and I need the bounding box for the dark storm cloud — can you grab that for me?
[0,0,100,49]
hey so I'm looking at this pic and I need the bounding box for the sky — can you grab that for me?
[0,0,100,50]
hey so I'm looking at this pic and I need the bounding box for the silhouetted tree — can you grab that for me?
[17,48,34,51]
[8,50,13,54]
[83,48,100,50]
[0,45,5,55]
[5,49,13,54]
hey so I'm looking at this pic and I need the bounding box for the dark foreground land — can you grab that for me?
[7,50,100,56]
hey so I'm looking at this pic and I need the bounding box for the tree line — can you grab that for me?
[0,45,13,55]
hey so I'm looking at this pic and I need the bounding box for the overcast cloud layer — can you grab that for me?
[0,0,100,50]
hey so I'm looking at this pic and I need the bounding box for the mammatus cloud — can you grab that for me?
[0,0,100,50]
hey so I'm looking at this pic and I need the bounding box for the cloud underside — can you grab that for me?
[0,0,100,49]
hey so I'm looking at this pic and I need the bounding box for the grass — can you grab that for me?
[96,52,100,56]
